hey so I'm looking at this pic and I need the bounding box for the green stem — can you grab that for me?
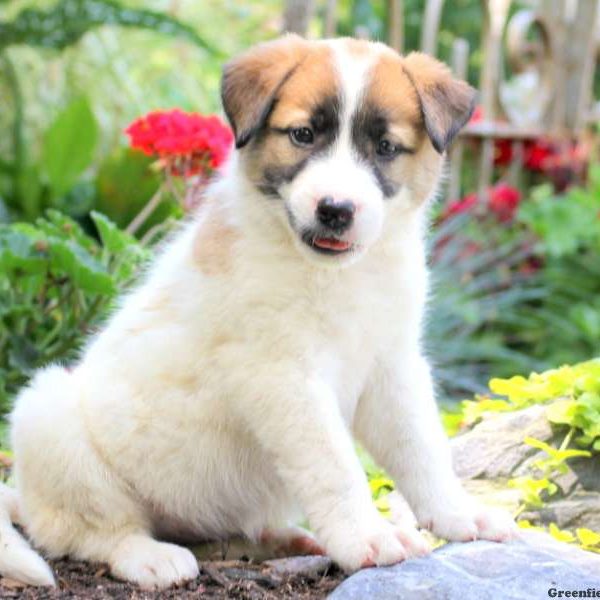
[1,52,25,191]
[0,157,14,173]
[560,427,575,451]
[43,294,105,363]
[126,183,165,236]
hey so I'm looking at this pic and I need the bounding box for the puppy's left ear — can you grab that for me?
[403,52,476,153]
[221,34,309,149]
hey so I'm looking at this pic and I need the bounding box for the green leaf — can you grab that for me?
[0,226,47,274]
[50,238,114,295]
[0,0,218,54]
[42,97,98,199]
[549,522,575,543]
[91,211,136,254]
[15,163,43,220]
[546,399,577,425]
[576,527,600,547]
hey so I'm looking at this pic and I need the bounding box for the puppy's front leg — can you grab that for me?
[355,353,516,543]
[233,369,428,571]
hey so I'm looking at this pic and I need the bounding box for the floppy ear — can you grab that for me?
[403,52,476,153]
[221,34,309,149]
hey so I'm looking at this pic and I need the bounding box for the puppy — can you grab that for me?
[0,35,515,589]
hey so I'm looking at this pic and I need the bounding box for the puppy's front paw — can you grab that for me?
[110,535,199,589]
[324,516,431,572]
[419,502,517,543]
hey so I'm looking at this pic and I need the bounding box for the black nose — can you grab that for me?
[316,197,355,232]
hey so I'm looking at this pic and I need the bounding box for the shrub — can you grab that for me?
[429,160,600,402]
[0,210,149,412]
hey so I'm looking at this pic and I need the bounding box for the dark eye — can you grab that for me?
[289,127,314,147]
[376,139,403,158]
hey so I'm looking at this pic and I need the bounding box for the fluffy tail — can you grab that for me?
[0,483,55,586]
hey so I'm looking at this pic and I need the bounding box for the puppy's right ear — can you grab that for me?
[221,34,309,149]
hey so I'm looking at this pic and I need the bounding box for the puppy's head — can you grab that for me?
[222,35,475,265]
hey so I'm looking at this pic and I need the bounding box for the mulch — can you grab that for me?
[0,557,345,599]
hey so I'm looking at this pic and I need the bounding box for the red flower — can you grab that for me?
[524,139,554,171]
[443,183,521,223]
[125,110,233,177]
[443,193,478,218]
[488,183,521,223]
[494,139,513,166]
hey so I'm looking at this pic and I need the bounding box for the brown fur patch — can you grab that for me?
[268,43,337,129]
[358,49,474,202]
[356,51,439,202]
[192,206,241,276]
[243,42,339,195]
[221,34,311,148]
[402,52,476,153]
[365,52,423,148]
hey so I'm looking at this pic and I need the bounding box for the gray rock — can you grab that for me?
[264,555,333,577]
[451,403,600,532]
[451,405,552,480]
[329,533,600,600]
[523,491,600,531]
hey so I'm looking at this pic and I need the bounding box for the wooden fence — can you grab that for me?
[282,0,600,201]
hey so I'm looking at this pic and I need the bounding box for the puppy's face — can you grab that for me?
[222,36,475,265]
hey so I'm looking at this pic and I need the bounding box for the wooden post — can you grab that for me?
[477,0,511,200]
[421,0,445,55]
[388,0,404,53]
[283,0,315,36]
[564,0,600,133]
[323,0,337,38]
[447,38,470,202]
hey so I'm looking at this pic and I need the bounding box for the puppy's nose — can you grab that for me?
[316,197,355,232]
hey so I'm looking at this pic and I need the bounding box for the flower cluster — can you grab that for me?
[126,110,233,177]
[444,183,522,223]
[469,107,588,191]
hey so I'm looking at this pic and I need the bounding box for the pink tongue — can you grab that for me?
[314,237,351,251]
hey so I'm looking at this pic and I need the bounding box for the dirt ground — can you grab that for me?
[0,557,345,599]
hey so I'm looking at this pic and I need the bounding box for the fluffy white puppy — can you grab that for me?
[0,35,515,589]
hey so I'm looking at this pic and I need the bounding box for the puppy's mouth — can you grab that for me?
[301,231,354,255]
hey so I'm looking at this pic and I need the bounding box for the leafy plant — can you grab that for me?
[0,210,149,412]
[509,433,590,510]
[427,212,544,400]
[0,0,219,223]
[444,359,600,553]
[0,0,215,53]
[430,155,600,402]
[481,359,600,451]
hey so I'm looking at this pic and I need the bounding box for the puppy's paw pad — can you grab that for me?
[421,505,516,544]
[260,527,326,557]
[474,508,518,542]
[393,525,432,558]
[325,519,413,572]
[111,537,199,589]
[423,511,478,542]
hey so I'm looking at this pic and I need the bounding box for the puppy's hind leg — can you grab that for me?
[11,366,199,590]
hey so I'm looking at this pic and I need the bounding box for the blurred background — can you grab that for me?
[1,0,599,414]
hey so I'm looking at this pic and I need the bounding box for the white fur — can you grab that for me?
[0,39,515,589]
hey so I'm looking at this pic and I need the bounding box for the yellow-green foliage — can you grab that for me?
[459,359,600,451]
[443,359,600,553]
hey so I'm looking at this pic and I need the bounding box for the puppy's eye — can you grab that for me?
[376,139,404,158]
[289,127,314,147]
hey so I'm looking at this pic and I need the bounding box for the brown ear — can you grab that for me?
[221,34,309,149]
[403,52,476,153]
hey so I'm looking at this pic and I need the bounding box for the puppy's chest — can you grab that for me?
[306,277,404,416]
